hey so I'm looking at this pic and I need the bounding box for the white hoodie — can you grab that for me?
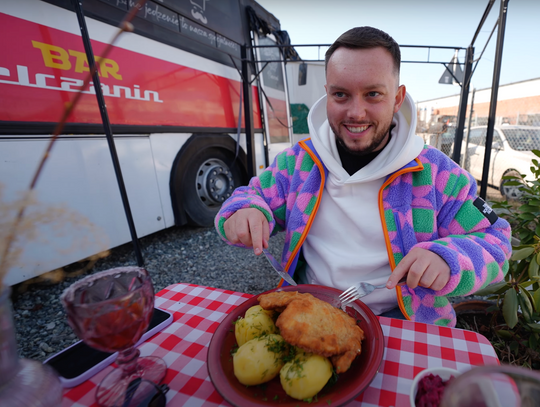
[303,92,425,315]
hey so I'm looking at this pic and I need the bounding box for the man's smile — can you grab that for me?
[344,124,370,134]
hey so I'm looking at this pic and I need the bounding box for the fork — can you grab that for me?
[339,277,407,309]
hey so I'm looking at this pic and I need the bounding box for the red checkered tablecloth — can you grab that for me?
[62,283,500,407]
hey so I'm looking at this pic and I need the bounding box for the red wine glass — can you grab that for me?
[61,267,167,407]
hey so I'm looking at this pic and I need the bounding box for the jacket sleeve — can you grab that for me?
[414,167,512,297]
[214,149,293,246]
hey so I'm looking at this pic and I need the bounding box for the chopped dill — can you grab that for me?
[303,394,318,403]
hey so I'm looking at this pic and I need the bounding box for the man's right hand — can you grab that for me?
[223,208,270,255]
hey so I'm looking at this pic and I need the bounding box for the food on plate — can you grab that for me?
[234,305,278,347]
[258,291,365,373]
[245,304,275,319]
[280,349,333,400]
[233,334,287,386]
[415,373,454,407]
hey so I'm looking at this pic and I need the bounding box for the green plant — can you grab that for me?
[472,150,540,366]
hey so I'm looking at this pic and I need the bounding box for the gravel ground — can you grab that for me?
[10,225,286,362]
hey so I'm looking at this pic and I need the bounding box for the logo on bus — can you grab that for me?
[0,40,163,103]
[190,0,209,24]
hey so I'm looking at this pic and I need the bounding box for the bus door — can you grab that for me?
[252,33,292,167]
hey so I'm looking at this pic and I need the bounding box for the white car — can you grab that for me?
[462,125,540,200]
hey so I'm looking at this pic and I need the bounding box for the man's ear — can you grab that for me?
[393,85,406,113]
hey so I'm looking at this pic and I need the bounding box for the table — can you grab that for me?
[62,283,500,407]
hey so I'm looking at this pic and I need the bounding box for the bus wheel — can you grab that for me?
[500,169,525,201]
[182,148,243,227]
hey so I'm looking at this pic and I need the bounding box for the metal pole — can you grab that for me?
[452,45,474,165]
[462,88,476,168]
[72,0,145,267]
[480,0,510,199]
[241,44,256,179]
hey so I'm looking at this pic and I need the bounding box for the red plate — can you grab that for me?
[207,284,384,406]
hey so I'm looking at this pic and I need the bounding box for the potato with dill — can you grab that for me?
[280,349,333,400]
[233,334,288,386]
[234,305,278,347]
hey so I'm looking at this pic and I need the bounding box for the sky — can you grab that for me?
[256,0,539,103]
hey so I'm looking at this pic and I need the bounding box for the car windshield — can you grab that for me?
[502,128,540,151]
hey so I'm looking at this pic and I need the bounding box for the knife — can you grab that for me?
[262,249,297,286]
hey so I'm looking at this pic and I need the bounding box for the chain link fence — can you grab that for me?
[418,79,540,202]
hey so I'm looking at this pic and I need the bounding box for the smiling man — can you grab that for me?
[215,27,511,327]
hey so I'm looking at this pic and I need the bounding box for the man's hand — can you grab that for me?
[386,247,450,291]
[223,208,270,255]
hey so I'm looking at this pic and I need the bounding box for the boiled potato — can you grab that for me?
[233,334,287,386]
[280,352,333,400]
[235,306,278,347]
[245,305,275,319]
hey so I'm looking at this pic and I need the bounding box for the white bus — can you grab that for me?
[0,0,295,285]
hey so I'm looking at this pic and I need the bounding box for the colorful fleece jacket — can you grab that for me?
[215,139,512,327]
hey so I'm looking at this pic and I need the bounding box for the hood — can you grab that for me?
[307,92,425,183]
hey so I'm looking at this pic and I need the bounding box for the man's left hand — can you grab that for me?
[386,247,450,291]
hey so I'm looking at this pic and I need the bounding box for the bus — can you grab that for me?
[0,0,295,286]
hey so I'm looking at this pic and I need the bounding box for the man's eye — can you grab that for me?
[334,92,346,98]
[367,91,381,97]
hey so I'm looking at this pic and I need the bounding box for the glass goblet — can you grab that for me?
[61,267,167,407]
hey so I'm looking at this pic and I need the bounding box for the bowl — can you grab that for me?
[410,366,461,407]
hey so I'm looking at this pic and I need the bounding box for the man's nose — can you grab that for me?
[347,96,367,121]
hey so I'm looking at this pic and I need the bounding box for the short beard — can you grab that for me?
[331,121,393,156]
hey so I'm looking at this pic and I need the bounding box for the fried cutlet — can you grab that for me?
[257,291,364,373]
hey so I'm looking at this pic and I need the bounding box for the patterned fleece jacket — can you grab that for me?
[215,139,512,327]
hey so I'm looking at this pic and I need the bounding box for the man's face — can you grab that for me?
[325,47,406,155]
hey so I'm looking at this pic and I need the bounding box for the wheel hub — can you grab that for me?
[196,158,235,206]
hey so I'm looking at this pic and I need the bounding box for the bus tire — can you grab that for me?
[172,143,245,227]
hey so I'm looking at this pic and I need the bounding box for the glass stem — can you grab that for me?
[116,347,140,377]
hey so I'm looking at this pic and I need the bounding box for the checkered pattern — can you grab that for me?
[61,284,499,407]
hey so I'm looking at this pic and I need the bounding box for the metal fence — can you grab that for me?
[420,85,540,201]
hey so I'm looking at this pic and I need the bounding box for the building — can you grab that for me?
[416,77,540,132]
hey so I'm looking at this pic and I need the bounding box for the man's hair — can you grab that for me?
[325,27,401,76]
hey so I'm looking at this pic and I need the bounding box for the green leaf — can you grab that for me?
[537,252,540,265]
[519,205,540,212]
[486,305,500,313]
[503,289,519,329]
[519,290,533,322]
[528,323,540,333]
[521,286,535,305]
[529,199,540,206]
[512,247,535,261]
[534,289,540,313]
[530,333,539,351]
[496,330,513,339]
[529,256,540,279]
[474,281,508,296]
[519,213,537,221]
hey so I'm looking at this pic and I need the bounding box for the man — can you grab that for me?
[215,27,511,327]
